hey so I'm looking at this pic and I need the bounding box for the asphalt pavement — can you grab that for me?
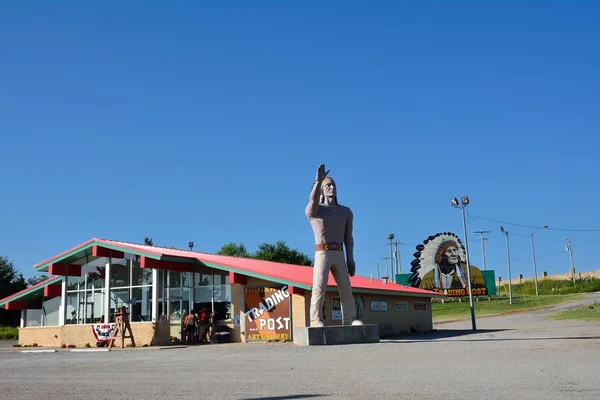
[1,293,599,400]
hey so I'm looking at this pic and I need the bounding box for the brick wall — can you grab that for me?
[230,283,245,343]
[302,291,433,336]
[291,293,308,328]
[18,321,171,348]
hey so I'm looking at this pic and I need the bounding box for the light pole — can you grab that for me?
[388,234,395,283]
[530,225,548,296]
[500,226,513,305]
[451,196,476,331]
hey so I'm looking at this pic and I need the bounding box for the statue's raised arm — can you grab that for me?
[306,164,329,218]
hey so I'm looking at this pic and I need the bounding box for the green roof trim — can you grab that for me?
[201,262,313,290]
[0,276,62,308]
[34,240,163,272]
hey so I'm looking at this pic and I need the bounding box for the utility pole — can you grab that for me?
[566,238,576,284]
[393,241,402,275]
[387,234,395,281]
[474,230,490,270]
[500,227,513,305]
[374,263,380,280]
[382,257,391,283]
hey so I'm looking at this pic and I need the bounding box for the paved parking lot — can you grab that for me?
[2,294,599,400]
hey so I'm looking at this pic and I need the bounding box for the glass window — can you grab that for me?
[67,274,82,291]
[43,297,61,326]
[110,262,130,288]
[66,293,78,324]
[131,260,152,286]
[169,271,181,289]
[85,265,105,289]
[85,291,104,323]
[131,286,152,322]
[213,269,229,285]
[110,289,130,322]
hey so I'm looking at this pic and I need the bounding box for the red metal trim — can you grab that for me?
[5,301,27,310]
[48,264,82,277]
[92,245,125,259]
[229,272,247,285]
[288,286,304,295]
[43,284,62,297]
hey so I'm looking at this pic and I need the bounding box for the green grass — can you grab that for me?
[0,326,19,340]
[432,294,586,321]
[546,302,600,322]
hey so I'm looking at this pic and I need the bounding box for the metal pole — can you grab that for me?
[474,230,490,271]
[531,232,540,296]
[460,207,476,330]
[382,257,390,282]
[505,232,513,305]
[375,263,380,280]
[567,238,575,284]
[394,241,402,274]
[389,238,394,282]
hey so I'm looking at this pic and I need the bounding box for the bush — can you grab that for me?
[502,278,600,297]
[0,327,19,340]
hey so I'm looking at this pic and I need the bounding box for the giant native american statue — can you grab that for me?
[305,164,363,327]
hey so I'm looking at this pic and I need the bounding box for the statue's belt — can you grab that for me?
[315,243,344,251]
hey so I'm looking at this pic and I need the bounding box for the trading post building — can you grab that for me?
[0,238,445,347]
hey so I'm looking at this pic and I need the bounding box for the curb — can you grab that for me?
[70,349,110,352]
[21,349,57,353]
[158,345,188,350]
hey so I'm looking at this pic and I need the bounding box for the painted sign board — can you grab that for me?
[370,300,388,312]
[244,285,291,342]
[399,232,496,298]
[331,297,342,320]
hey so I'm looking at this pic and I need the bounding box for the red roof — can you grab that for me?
[33,238,444,298]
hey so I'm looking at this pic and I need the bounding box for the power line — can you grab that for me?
[470,214,600,232]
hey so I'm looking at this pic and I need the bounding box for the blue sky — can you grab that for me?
[1,1,599,284]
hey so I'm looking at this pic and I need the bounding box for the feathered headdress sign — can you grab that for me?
[408,232,466,288]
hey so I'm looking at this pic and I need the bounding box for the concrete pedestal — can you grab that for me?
[293,324,379,346]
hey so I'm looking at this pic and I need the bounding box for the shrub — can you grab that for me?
[0,327,19,340]
[84,343,91,348]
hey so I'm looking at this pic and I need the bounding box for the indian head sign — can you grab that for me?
[397,232,496,297]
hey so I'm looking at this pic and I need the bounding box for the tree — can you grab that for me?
[27,275,50,287]
[216,241,313,266]
[144,237,154,246]
[217,243,251,258]
[0,255,27,326]
[253,241,313,266]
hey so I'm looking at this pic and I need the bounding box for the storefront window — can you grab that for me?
[65,253,152,325]
[110,261,130,287]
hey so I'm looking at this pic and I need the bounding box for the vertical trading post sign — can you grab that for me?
[244,285,292,342]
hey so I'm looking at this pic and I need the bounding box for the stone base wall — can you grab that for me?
[18,321,171,348]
